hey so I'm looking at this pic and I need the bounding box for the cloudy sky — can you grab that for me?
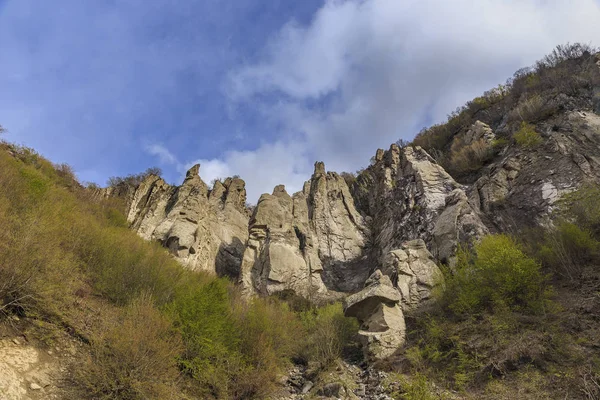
[1,0,600,201]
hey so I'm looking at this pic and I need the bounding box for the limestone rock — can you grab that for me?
[471,111,600,231]
[124,165,249,278]
[239,185,327,297]
[354,144,488,265]
[464,120,496,145]
[343,270,405,360]
[307,162,370,292]
[241,162,370,298]
[382,240,443,311]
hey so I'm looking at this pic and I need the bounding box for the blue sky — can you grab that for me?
[1,0,600,201]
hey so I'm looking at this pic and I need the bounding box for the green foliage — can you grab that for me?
[411,43,596,159]
[384,372,440,400]
[0,144,312,399]
[513,122,543,148]
[298,303,359,367]
[448,138,495,175]
[537,222,599,279]
[168,279,243,398]
[443,235,550,316]
[107,167,162,188]
[73,294,183,400]
[167,279,303,399]
[558,184,600,237]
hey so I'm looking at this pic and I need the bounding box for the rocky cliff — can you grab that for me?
[116,143,485,308]
[113,53,600,311]
[117,110,600,302]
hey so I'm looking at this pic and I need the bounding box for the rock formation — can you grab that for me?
[239,185,328,297]
[119,145,487,298]
[353,144,488,266]
[343,270,405,360]
[381,239,444,312]
[240,162,370,297]
[117,111,600,302]
[470,111,600,230]
[124,164,249,278]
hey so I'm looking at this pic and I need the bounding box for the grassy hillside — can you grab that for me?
[0,141,358,399]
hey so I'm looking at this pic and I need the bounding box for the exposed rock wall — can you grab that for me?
[119,112,600,299]
[119,145,488,298]
[353,144,488,266]
[469,111,600,231]
[124,164,249,278]
[240,163,370,297]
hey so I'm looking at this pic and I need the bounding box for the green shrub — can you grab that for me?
[168,280,302,399]
[538,222,599,279]
[167,279,243,398]
[443,235,550,316]
[73,294,183,400]
[384,372,440,400]
[449,138,495,174]
[298,303,359,367]
[558,184,600,237]
[513,122,543,148]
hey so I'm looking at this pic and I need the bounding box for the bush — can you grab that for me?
[448,138,495,175]
[508,94,557,123]
[168,279,303,399]
[107,167,162,188]
[558,184,600,237]
[298,303,359,367]
[167,279,243,398]
[73,294,183,400]
[443,235,550,316]
[513,122,543,148]
[538,222,599,279]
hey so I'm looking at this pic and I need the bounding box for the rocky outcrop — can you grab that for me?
[381,239,444,311]
[124,164,249,277]
[353,145,488,266]
[239,185,327,297]
[344,270,405,360]
[470,111,600,230]
[307,162,370,292]
[463,120,496,146]
[240,162,370,297]
[120,145,487,296]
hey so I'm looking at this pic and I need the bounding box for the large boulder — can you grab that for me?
[344,270,405,360]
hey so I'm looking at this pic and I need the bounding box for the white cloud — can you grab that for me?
[149,0,600,202]
[147,140,310,202]
[224,0,600,191]
[144,144,178,165]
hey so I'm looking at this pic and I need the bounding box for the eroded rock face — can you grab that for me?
[381,239,444,312]
[239,185,327,297]
[120,145,486,297]
[307,162,370,292]
[125,165,249,278]
[344,270,405,360]
[470,111,600,231]
[240,162,370,297]
[354,145,488,265]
